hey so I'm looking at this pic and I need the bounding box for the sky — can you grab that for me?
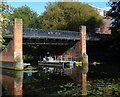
[8,0,111,15]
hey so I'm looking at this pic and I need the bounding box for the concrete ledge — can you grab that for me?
[0,61,23,70]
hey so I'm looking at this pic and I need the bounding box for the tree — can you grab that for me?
[41,1,103,32]
[107,1,120,58]
[10,5,42,28]
[107,1,120,36]
[0,1,13,48]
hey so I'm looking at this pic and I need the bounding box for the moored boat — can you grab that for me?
[38,56,74,69]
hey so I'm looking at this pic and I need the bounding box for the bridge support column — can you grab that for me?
[13,18,23,70]
[79,26,88,96]
[80,26,87,56]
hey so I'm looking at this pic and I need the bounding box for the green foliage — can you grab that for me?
[23,54,33,61]
[23,45,48,64]
[57,78,120,97]
[108,1,120,35]
[10,5,42,28]
[41,1,103,32]
[107,1,120,56]
[0,1,13,30]
[87,78,120,96]
[0,1,13,48]
[57,83,81,96]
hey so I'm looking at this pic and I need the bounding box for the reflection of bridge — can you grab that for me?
[0,69,23,96]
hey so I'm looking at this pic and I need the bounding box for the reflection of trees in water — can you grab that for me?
[23,70,74,95]
[23,69,120,96]
[2,85,6,96]
[0,82,6,96]
[56,78,120,97]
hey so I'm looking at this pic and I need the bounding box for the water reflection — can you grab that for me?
[1,64,119,97]
[24,65,33,77]
[0,69,24,96]
[26,72,32,77]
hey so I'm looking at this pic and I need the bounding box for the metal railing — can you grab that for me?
[23,27,80,40]
[3,26,111,41]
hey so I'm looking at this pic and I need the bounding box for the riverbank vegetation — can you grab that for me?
[107,1,120,58]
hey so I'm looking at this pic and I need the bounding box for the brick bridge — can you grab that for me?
[0,18,110,70]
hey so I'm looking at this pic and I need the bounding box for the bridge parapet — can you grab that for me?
[23,27,80,40]
[3,26,111,41]
[86,32,111,41]
[4,26,80,40]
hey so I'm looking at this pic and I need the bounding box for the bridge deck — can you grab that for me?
[3,26,111,41]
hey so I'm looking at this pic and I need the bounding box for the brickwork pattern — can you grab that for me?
[60,26,86,61]
[0,40,14,62]
[13,19,23,60]
[80,26,86,55]
[61,42,81,59]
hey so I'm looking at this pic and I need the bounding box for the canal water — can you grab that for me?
[0,63,120,97]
